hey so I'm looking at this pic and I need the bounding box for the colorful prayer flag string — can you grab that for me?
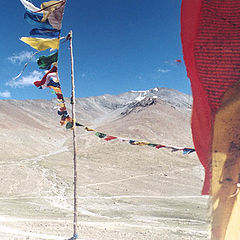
[67,121,195,155]
[18,0,71,127]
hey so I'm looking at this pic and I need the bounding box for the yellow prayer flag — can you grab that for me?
[133,141,150,146]
[20,37,59,51]
[57,103,66,108]
[41,0,62,22]
[85,127,95,132]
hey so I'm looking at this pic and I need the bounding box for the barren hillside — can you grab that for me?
[0,88,209,240]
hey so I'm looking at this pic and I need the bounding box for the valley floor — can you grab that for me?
[0,132,210,240]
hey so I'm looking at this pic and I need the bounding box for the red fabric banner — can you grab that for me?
[181,0,240,194]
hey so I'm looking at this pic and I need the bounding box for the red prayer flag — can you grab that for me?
[104,136,117,141]
[34,66,57,88]
[156,145,166,149]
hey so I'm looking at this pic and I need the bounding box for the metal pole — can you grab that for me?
[69,30,77,237]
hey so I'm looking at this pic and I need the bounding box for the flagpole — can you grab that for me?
[69,30,78,238]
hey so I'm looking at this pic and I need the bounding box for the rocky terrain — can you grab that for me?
[0,88,210,240]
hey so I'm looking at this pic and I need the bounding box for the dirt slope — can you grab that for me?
[0,92,209,240]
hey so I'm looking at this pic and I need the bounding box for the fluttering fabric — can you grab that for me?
[37,51,58,69]
[45,0,66,30]
[19,0,41,12]
[95,132,107,139]
[30,28,60,37]
[34,65,57,88]
[181,0,240,239]
[24,10,54,29]
[183,148,195,155]
[41,1,63,22]
[104,136,117,141]
[40,0,66,30]
[20,37,59,51]
[33,66,71,125]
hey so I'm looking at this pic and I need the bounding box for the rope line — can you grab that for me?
[66,121,195,155]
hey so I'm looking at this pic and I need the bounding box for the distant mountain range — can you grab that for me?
[74,87,192,124]
[0,87,193,159]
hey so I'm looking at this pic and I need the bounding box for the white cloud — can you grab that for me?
[6,71,43,88]
[8,51,34,65]
[157,68,170,73]
[0,91,11,98]
[81,73,86,78]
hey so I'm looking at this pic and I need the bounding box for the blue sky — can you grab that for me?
[0,0,190,100]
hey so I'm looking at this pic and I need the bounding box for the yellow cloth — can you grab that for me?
[133,141,150,146]
[85,127,95,132]
[50,86,62,94]
[20,37,59,51]
[41,0,63,22]
[56,103,66,108]
[211,85,240,240]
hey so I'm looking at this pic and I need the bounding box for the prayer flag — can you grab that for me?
[20,37,59,51]
[66,121,73,129]
[183,148,195,155]
[95,132,107,139]
[19,0,41,12]
[34,66,57,88]
[56,93,63,100]
[50,87,62,94]
[60,115,71,126]
[148,143,158,147]
[104,136,117,141]
[41,1,64,22]
[47,0,66,30]
[132,141,149,146]
[30,28,60,38]
[156,144,166,149]
[40,0,66,30]
[171,147,180,152]
[85,127,95,132]
[24,11,54,29]
[37,51,58,69]
[66,121,80,129]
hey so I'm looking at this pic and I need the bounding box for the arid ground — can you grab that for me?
[0,89,210,239]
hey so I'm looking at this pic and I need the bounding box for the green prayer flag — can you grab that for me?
[95,132,107,138]
[148,143,158,147]
[37,51,58,70]
[66,121,73,129]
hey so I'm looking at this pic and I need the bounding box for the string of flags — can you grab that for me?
[19,2,79,239]
[19,0,72,127]
[65,122,195,155]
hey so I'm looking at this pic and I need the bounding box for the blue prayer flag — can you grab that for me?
[24,11,54,30]
[183,148,196,154]
[30,28,60,38]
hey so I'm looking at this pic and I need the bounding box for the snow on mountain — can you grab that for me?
[90,87,192,110]
[0,87,192,127]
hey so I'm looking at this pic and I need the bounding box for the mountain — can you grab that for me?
[0,88,209,240]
